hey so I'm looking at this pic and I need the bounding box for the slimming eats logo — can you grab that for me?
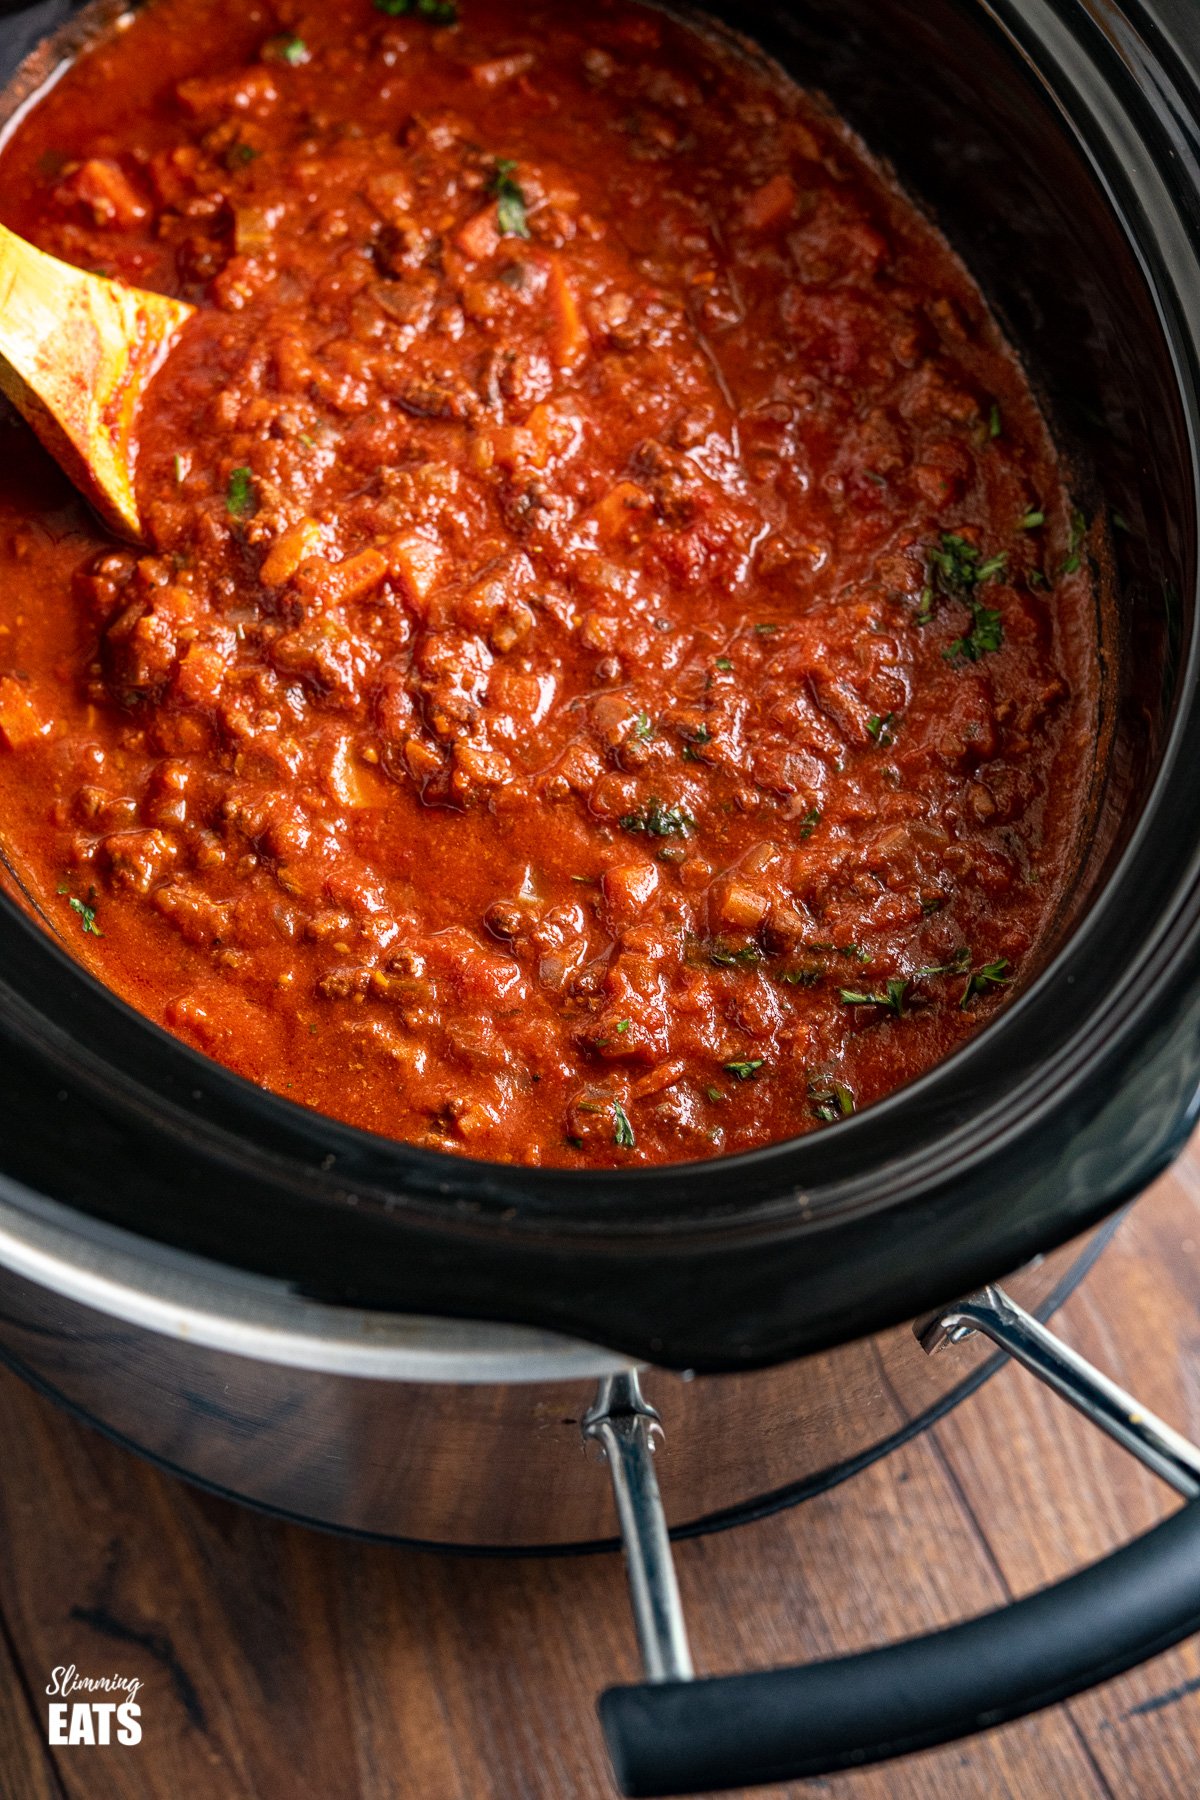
[45,1666,143,1745]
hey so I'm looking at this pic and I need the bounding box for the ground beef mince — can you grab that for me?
[0,0,1100,1166]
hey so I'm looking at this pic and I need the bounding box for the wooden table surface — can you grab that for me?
[3,1148,1200,1800]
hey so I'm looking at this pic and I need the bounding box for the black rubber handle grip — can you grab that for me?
[599,1501,1200,1797]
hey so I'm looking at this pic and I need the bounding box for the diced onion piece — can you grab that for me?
[385,533,443,609]
[0,676,49,750]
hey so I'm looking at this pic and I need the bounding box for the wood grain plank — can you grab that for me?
[0,1607,66,1800]
[932,1154,1200,1798]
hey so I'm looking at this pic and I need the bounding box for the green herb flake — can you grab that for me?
[915,946,971,978]
[866,712,896,747]
[945,604,1003,664]
[754,621,779,636]
[616,1019,630,1034]
[375,0,459,17]
[266,34,309,64]
[612,1098,636,1149]
[915,585,935,625]
[715,656,734,672]
[809,1076,855,1123]
[988,401,1002,439]
[226,465,256,519]
[928,533,1007,603]
[960,957,1011,1009]
[1058,509,1088,577]
[619,797,694,838]
[705,1085,725,1103]
[491,158,530,239]
[723,1058,764,1081]
[633,712,654,740]
[708,941,764,970]
[1021,509,1045,531]
[65,893,102,937]
[839,977,907,1017]
[778,965,822,987]
[797,806,821,840]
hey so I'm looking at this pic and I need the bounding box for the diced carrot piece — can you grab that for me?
[59,158,149,229]
[364,169,414,225]
[587,480,653,546]
[385,533,443,608]
[175,642,229,707]
[546,257,588,370]
[176,68,279,120]
[260,518,323,587]
[456,204,501,261]
[521,399,583,470]
[0,676,48,750]
[470,52,535,88]
[742,172,796,233]
[295,550,388,609]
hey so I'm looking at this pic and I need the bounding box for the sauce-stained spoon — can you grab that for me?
[0,220,193,541]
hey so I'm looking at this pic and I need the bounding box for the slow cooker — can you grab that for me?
[1,0,1199,1791]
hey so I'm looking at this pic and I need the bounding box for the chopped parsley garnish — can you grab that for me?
[929,533,1008,600]
[778,965,822,987]
[620,798,694,838]
[715,656,733,672]
[840,978,907,1017]
[754,621,779,636]
[705,1085,725,1103]
[915,585,935,625]
[491,158,530,239]
[58,888,102,937]
[612,1099,636,1148]
[1058,509,1087,577]
[616,1018,630,1034]
[929,531,1008,664]
[226,466,256,519]
[797,806,821,839]
[945,604,1003,664]
[633,712,654,740]
[708,941,764,969]
[723,1058,764,1081]
[866,712,896,746]
[988,401,1002,438]
[809,1076,855,1123]
[915,946,971,978]
[681,723,711,761]
[1021,509,1045,530]
[960,958,1010,1008]
[375,0,459,18]
[266,34,309,64]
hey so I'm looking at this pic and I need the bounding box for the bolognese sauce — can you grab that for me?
[0,0,1099,1165]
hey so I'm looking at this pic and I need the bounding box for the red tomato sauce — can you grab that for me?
[0,0,1100,1166]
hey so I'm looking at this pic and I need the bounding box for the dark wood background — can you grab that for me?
[3,1145,1200,1799]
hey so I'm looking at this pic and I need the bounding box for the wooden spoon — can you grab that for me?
[0,221,193,541]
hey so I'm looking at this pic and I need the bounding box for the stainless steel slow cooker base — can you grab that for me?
[0,1183,1113,1548]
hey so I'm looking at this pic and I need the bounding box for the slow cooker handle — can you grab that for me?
[592,1285,1200,1798]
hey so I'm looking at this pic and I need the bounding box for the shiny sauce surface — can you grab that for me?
[0,0,1099,1166]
